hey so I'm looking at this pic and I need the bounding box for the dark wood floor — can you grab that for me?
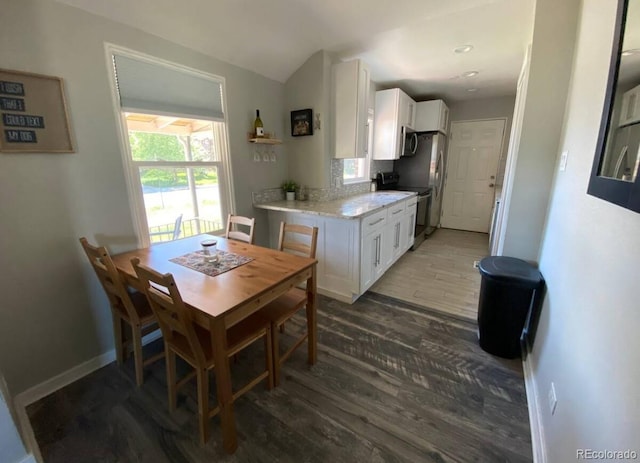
[27,293,532,462]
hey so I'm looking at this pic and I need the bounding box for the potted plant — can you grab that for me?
[282,180,298,201]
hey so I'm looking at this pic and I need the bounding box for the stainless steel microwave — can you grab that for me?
[401,126,418,157]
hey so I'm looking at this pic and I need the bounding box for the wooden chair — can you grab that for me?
[131,258,273,445]
[224,214,255,244]
[79,237,163,386]
[259,222,318,386]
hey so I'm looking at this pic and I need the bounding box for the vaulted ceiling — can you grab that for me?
[55,0,535,102]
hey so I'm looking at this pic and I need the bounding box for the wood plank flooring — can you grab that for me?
[370,228,490,320]
[27,292,531,462]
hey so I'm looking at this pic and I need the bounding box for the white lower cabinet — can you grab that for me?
[266,195,416,303]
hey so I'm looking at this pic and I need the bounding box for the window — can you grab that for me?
[343,109,374,184]
[108,46,233,245]
[343,158,369,183]
[124,114,228,243]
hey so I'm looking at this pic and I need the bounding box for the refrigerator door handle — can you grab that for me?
[434,150,443,196]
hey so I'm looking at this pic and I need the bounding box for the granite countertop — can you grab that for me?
[254,191,417,219]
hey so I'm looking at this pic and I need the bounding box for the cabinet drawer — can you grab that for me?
[387,201,405,219]
[406,196,418,208]
[362,208,387,234]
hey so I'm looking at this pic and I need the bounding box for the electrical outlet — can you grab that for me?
[548,382,558,415]
[559,151,569,171]
[473,260,480,269]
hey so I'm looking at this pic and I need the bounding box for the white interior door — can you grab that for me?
[441,119,505,233]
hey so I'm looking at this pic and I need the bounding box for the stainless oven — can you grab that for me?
[413,190,431,249]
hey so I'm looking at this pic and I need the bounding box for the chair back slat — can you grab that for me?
[278,222,318,259]
[225,214,256,244]
[79,237,140,323]
[131,258,207,365]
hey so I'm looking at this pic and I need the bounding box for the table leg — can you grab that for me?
[306,264,318,365]
[210,318,237,453]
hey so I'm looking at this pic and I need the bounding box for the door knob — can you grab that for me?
[489,183,495,187]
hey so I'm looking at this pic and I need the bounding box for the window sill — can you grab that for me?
[342,179,371,186]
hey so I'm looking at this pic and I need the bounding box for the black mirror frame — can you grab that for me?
[588,0,640,213]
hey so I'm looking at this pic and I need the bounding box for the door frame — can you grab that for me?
[441,117,508,232]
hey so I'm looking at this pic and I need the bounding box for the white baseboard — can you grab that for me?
[13,330,163,463]
[15,330,162,407]
[523,355,546,463]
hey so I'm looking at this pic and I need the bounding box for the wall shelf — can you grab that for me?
[249,137,282,145]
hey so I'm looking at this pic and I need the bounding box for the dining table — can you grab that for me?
[111,234,318,453]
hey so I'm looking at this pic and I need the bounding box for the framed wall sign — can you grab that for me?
[0,69,74,153]
[291,108,313,137]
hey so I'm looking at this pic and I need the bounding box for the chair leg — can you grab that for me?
[166,348,177,413]
[112,313,124,366]
[197,368,210,445]
[272,322,281,387]
[265,328,274,390]
[132,325,144,387]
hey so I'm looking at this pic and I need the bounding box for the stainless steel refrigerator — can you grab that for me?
[394,132,447,234]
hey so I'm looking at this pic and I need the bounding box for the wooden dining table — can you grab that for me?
[111,234,318,453]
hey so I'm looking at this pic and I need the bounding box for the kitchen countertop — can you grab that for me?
[254,191,417,219]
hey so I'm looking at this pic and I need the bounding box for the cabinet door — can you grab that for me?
[404,93,416,129]
[361,230,380,291]
[373,89,401,160]
[439,101,449,134]
[402,206,416,251]
[375,228,389,280]
[333,60,370,159]
[415,100,448,134]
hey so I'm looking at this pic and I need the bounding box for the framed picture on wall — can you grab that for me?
[291,108,313,137]
[0,68,74,153]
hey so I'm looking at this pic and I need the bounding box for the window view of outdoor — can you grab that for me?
[125,114,225,242]
[343,158,367,182]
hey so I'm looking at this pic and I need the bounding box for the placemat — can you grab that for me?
[169,250,254,277]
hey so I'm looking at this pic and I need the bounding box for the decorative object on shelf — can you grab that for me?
[291,108,313,137]
[282,180,298,200]
[254,109,264,138]
[0,68,74,153]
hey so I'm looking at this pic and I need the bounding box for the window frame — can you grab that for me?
[105,44,236,247]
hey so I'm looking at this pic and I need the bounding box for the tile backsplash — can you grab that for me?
[252,158,394,204]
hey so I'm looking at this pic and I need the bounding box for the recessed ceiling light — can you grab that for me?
[462,71,479,78]
[466,88,478,92]
[454,45,474,54]
[622,48,640,56]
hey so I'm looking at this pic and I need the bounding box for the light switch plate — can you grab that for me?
[559,151,569,171]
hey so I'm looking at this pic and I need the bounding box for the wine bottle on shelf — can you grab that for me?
[254,109,264,138]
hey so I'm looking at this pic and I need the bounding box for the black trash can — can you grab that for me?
[477,256,544,359]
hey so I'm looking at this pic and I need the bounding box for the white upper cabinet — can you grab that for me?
[619,84,640,127]
[333,59,371,159]
[415,99,449,134]
[373,88,416,160]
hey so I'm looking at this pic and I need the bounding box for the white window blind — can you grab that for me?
[112,54,224,121]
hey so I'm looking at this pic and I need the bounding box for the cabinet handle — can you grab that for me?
[392,209,402,215]
[395,223,400,248]
[374,236,379,266]
[369,217,384,226]
[364,121,370,155]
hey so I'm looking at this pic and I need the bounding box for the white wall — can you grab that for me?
[532,0,640,460]
[0,373,30,463]
[0,0,287,394]
[448,96,516,185]
[499,0,580,262]
[284,51,333,189]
